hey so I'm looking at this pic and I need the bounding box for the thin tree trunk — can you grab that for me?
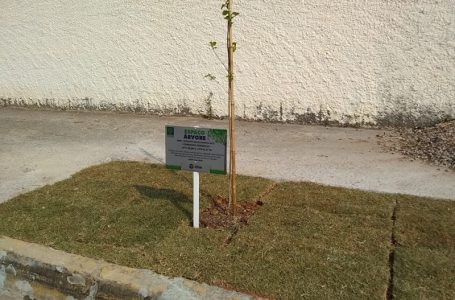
[227,0,237,215]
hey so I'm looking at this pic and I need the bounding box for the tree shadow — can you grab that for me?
[134,185,192,220]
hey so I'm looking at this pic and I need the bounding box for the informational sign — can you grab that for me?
[165,126,227,174]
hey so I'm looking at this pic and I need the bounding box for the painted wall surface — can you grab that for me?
[0,0,454,126]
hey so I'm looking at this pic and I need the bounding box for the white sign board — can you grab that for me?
[165,126,227,174]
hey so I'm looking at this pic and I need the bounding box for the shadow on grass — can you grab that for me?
[134,185,192,220]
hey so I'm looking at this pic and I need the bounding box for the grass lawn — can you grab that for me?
[393,196,455,299]
[0,162,454,299]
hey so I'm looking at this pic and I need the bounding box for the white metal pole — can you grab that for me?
[193,171,200,228]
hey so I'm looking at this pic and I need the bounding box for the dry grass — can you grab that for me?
[0,162,454,299]
[393,195,455,299]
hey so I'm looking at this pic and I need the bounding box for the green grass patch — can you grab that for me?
[393,196,455,299]
[0,161,454,299]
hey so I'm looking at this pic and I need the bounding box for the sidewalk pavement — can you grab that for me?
[1,107,454,203]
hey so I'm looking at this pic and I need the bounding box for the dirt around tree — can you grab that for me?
[200,196,264,230]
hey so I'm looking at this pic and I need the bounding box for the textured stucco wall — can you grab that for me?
[1,0,454,126]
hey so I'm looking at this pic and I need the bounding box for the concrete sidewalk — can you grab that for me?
[1,107,454,202]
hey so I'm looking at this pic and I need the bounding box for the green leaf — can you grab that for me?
[233,42,237,52]
[209,41,217,49]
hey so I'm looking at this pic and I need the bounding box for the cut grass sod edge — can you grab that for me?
[0,161,454,299]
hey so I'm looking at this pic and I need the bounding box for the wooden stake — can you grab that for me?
[227,0,237,215]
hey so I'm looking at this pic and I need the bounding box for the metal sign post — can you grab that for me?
[193,171,200,228]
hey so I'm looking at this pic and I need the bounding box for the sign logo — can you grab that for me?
[166,126,175,137]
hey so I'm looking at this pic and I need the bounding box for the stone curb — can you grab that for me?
[0,237,258,299]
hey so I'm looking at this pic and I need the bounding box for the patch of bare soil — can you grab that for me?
[200,196,264,230]
[378,120,455,170]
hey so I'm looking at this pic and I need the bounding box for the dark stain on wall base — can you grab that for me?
[0,97,197,118]
[255,103,342,127]
[376,86,455,127]
[376,101,454,128]
[2,97,453,128]
[203,92,214,119]
[291,108,333,126]
[376,109,454,128]
[253,100,454,128]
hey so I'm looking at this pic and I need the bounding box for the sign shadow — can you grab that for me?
[134,185,192,220]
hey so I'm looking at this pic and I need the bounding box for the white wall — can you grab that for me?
[1,0,454,126]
